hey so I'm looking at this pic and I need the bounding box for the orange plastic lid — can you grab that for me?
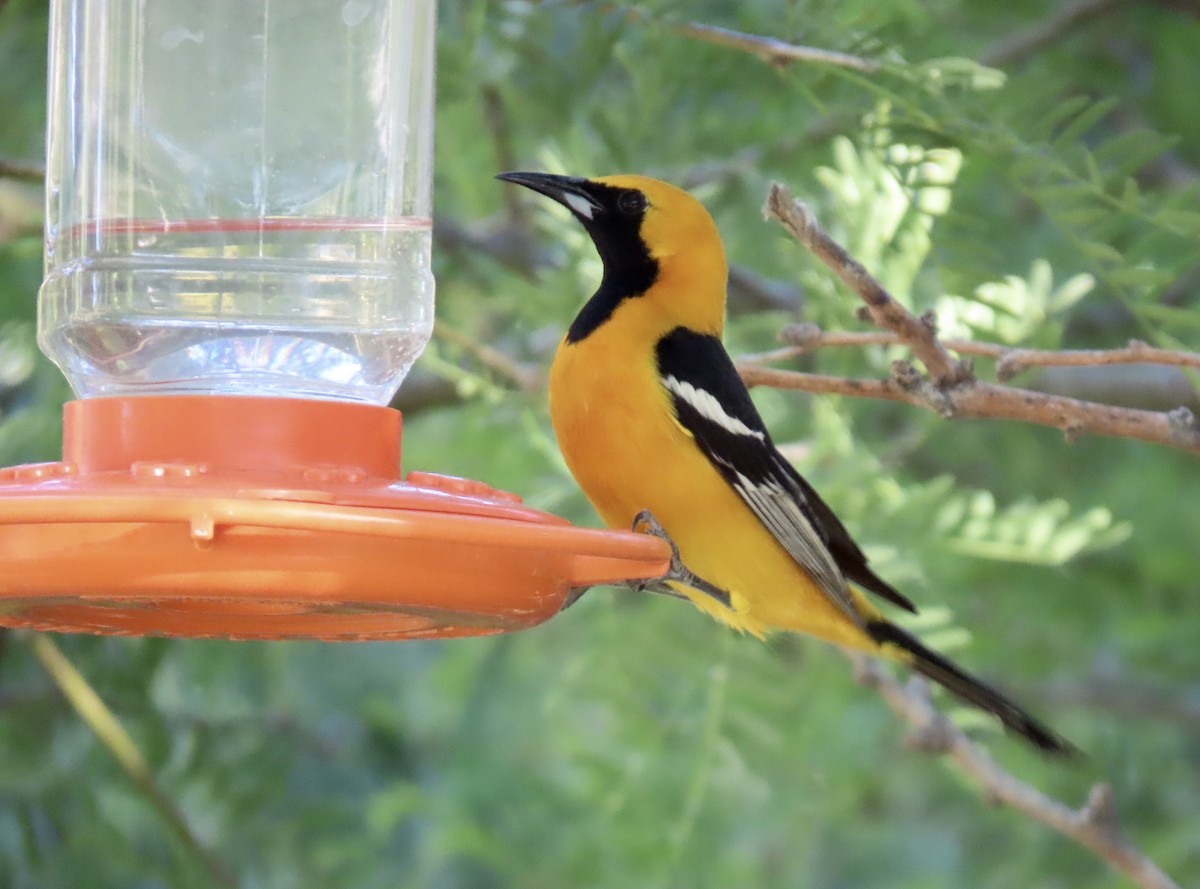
[0,396,669,640]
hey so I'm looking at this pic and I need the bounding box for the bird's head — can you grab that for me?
[497,172,728,337]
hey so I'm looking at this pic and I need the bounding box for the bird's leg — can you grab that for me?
[627,510,733,607]
[561,511,734,611]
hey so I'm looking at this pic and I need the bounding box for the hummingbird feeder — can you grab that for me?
[0,0,668,640]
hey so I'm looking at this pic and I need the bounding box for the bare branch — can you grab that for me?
[0,157,44,183]
[738,322,1007,366]
[997,340,1200,382]
[659,19,881,73]
[1025,676,1200,732]
[980,0,1123,68]
[755,185,1200,454]
[763,184,972,387]
[31,635,238,888]
[432,320,543,392]
[849,652,1182,889]
[751,324,1200,384]
[736,364,1200,455]
[390,369,463,414]
[588,3,882,73]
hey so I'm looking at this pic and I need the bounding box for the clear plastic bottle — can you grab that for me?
[39,0,436,404]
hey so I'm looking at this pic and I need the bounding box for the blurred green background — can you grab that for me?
[2,0,1199,886]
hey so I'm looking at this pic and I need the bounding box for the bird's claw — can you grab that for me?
[629,510,732,608]
[560,511,733,611]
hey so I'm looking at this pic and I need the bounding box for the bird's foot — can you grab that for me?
[628,510,732,608]
[560,511,734,611]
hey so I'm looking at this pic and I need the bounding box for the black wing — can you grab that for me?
[655,327,916,615]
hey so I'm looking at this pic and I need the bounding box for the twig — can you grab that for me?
[748,324,1200,382]
[432,320,543,391]
[31,635,238,888]
[738,323,1006,366]
[736,364,1200,455]
[980,0,1123,68]
[997,340,1200,382]
[848,652,1181,889]
[659,19,881,73]
[482,84,542,276]
[581,3,882,73]
[739,324,1200,402]
[0,157,45,183]
[1026,677,1200,732]
[391,369,463,414]
[763,184,972,387]
[756,184,1200,454]
[439,212,803,315]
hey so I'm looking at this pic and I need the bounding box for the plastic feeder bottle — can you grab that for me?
[0,0,668,640]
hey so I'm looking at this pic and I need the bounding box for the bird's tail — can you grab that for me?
[865,619,1077,756]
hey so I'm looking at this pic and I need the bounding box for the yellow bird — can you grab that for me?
[498,171,1072,754]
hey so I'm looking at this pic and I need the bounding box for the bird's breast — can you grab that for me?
[549,335,687,529]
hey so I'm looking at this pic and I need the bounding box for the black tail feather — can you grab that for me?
[865,620,1078,756]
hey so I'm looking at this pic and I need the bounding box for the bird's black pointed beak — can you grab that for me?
[496,171,604,222]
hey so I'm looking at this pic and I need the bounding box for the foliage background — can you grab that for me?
[1,0,1199,886]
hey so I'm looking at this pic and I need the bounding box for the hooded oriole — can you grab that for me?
[498,171,1072,754]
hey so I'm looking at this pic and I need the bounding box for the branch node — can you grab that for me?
[1062,422,1084,444]
[780,322,822,348]
[903,722,953,753]
[920,309,939,334]
[851,653,882,689]
[1080,783,1120,834]
[1167,406,1197,433]
[891,360,923,391]
[996,351,1020,383]
[982,788,1004,809]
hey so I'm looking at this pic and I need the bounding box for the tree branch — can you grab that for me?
[1025,676,1200,732]
[738,322,1007,366]
[849,653,1181,889]
[31,635,238,888]
[737,363,1200,454]
[979,0,1123,68]
[432,319,543,392]
[763,184,972,387]
[997,340,1200,382]
[0,157,44,183]
[755,184,1200,455]
[744,323,1200,384]
[657,19,881,73]
[583,3,882,73]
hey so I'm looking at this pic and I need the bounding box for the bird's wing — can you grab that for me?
[655,327,916,619]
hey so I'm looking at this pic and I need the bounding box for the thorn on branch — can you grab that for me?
[904,717,955,754]
[1081,783,1120,835]
[1167,406,1197,433]
[780,322,822,348]
[996,351,1020,383]
[891,360,923,392]
[955,357,975,383]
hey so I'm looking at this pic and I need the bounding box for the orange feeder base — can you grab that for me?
[0,396,669,640]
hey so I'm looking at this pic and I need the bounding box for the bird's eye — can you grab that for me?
[617,191,647,216]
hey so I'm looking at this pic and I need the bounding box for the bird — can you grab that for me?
[497,171,1074,755]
